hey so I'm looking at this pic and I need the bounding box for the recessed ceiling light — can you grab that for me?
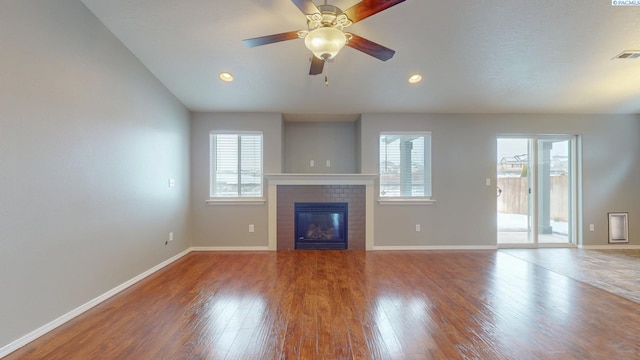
[219,72,233,82]
[408,74,422,84]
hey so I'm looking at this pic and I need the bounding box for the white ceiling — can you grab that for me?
[81,0,640,114]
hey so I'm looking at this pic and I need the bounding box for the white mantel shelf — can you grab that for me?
[265,173,377,185]
[266,173,376,251]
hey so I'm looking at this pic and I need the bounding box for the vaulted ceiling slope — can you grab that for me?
[81,0,640,114]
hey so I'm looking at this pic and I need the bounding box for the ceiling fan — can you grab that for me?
[243,0,406,76]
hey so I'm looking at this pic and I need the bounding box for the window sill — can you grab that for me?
[206,198,266,206]
[377,198,436,206]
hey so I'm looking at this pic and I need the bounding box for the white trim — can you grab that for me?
[380,131,432,136]
[373,245,498,251]
[206,198,266,205]
[265,173,377,186]
[210,130,263,135]
[498,243,577,249]
[365,184,375,251]
[498,243,538,249]
[578,244,640,250]
[268,183,277,251]
[0,249,191,358]
[377,198,436,205]
[537,243,577,248]
[191,246,270,252]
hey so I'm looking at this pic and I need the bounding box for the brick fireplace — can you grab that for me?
[279,186,363,250]
[266,174,376,251]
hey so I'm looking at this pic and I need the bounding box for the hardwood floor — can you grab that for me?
[502,248,640,304]
[5,250,640,359]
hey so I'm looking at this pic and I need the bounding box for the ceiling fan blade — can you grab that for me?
[309,56,325,75]
[243,31,300,47]
[346,34,395,61]
[291,0,320,15]
[343,0,406,24]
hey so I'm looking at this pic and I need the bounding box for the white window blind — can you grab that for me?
[210,132,263,197]
[379,132,431,197]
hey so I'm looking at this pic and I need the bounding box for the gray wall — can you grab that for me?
[360,113,640,247]
[189,112,639,249]
[284,121,358,173]
[190,112,283,247]
[360,114,499,246]
[0,0,191,349]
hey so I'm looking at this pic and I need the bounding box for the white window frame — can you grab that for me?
[207,131,265,205]
[378,131,435,205]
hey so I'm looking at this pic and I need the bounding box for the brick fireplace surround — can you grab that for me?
[266,174,376,251]
[278,185,364,250]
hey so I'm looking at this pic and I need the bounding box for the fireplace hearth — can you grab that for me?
[295,202,348,250]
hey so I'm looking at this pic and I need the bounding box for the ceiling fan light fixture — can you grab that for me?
[304,26,346,60]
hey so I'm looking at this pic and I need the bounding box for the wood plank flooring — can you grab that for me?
[5,250,640,359]
[503,249,640,304]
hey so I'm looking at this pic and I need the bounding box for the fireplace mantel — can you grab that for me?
[265,173,377,186]
[266,174,377,251]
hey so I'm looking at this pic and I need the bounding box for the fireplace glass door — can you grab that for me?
[295,203,347,250]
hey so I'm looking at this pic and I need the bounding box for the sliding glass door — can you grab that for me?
[497,138,532,244]
[497,136,576,247]
[536,138,573,244]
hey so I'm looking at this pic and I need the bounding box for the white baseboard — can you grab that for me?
[498,243,577,249]
[373,245,498,251]
[0,248,191,359]
[191,246,271,252]
[578,244,640,250]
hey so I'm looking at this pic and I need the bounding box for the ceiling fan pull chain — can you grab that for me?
[325,60,329,86]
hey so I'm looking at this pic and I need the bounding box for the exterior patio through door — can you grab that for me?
[497,136,577,247]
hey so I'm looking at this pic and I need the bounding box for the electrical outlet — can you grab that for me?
[249,224,255,233]
[589,224,595,232]
[416,224,421,232]
[168,178,175,188]
[485,178,491,186]
[169,232,174,241]
[310,160,315,167]
[326,160,331,167]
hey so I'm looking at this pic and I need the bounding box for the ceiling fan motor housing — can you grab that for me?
[307,5,352,31]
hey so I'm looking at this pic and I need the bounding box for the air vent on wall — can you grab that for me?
[613,50,640,59]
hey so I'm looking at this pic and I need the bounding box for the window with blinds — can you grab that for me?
[379,132,432,198]
[210,132,263,198]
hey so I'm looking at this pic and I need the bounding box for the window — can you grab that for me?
[379,132,431,198]
[210,132,263,198]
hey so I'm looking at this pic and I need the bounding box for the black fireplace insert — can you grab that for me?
[295,202,348,250]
